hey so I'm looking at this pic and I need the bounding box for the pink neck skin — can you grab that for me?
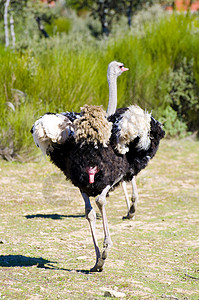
[86,166,99,184]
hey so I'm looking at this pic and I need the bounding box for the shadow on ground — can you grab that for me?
[24,213,85,220]
[0,255,93,274]
[0,255,54,268]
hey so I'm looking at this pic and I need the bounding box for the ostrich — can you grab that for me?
[31,61,165,272]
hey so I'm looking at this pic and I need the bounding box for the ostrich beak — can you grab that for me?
[121,66,129,72]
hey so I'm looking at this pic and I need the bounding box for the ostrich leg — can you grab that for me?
[82,177,123,272]
[81,192,102,272]
[93,176,123,271]
[94,185,112,272]
[122,177,139,219]
[81,187,113,272]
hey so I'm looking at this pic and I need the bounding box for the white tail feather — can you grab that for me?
[32,114,74,155]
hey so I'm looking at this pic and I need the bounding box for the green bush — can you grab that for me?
[158,106,188,138]
[165,58,199,131]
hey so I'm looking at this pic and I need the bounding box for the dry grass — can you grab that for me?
[0,137,199,299]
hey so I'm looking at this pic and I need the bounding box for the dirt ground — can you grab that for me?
[0,138,199,299]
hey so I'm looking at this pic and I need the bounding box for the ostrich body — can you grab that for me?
[31,61,165,272]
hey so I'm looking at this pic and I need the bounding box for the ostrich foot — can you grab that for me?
[90,252,105,272]
[90,257,104,272]
[90,245,110,272]
[122,196,136,220]
[123,213,135,220]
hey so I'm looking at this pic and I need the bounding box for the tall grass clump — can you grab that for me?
[0,11,199,159]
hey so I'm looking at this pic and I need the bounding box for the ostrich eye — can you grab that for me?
[119,65,124,69]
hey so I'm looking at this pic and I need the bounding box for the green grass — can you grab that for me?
[0,137,199,299]
[0,13,199,157]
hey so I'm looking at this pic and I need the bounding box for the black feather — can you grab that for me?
[43,107,165,197]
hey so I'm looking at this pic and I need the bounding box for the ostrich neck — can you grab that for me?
[106,76,117,117]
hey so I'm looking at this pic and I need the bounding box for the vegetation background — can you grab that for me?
[0,0,198,159]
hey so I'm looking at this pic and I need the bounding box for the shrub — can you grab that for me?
[165,58,199,131]
[158,106,188,138]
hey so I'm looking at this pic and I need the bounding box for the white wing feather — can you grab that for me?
[116,105,151,154]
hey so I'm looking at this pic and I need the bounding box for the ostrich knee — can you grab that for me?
[86,207,96,222]
[96,184,110,210]
[96,195,106,211]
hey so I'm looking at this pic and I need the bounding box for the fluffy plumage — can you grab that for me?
[74,105,112,147]
[31,113,74,155]
[114,105,151,154]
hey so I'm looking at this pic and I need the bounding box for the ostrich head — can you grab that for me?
[107,61,128,83]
